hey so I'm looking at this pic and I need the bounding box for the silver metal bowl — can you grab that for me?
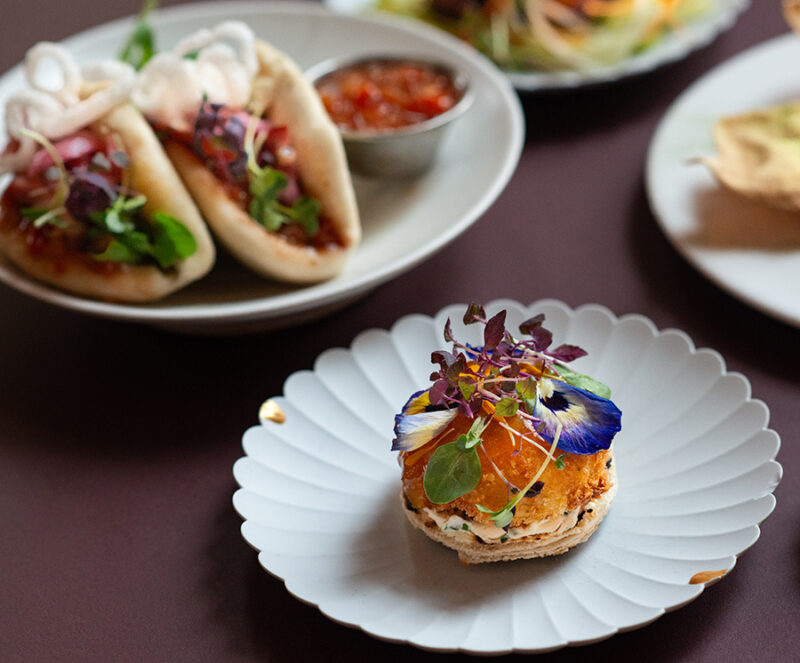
[305,55,473,178]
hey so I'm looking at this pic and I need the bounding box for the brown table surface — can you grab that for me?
[1,0,798,661]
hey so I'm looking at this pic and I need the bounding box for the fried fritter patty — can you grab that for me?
[401,413,613,532]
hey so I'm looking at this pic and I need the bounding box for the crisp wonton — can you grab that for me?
[704,103,800,211]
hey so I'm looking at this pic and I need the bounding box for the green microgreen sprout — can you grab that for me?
[423,416,490,504]
[119,0,158,70]
[243,115,321,236]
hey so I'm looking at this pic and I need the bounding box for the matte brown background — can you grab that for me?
[0,0,797,661]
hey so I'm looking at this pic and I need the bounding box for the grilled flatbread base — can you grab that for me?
[403,463,617,564]
[166,40,360,284]
[0,102,215,302]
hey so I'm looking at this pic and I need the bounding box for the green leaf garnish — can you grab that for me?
[515,377,537,400]
[553,363,612,399]
[119,0,158,70]
[554,453,566,470]
[423,416,489,504]
[494,397,518,417]
[458,380,476,401]
[151,212,197,269]
[92,239,140,263]
[244,116,321,237]
[279,196,321,236]
[423,441,482,504]
[21,207,67,228]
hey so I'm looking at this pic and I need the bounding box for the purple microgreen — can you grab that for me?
[483,310,506,351]
[547,344,588,363]
[527,325,553,351]
[428,379,450,405]
[431,349,456,371]
[65,169,116,222]
[443,318,455,343]
[463,302,486,325]
[519,313,545,336]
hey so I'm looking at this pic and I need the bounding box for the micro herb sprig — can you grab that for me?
[423,416,490,504]
[243,115,321,236]
[119,0,158,70]
[420,303,614,530]
[14,129,196,269]
[428,303,595,421]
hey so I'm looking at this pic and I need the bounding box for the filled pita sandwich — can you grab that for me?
[132,22,360,284]
[0,43,215,302]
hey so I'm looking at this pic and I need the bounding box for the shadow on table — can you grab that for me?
[202,487,740,663]
[627,175,800,384]
[684,186,800,251]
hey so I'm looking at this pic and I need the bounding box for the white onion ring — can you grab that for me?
[132,20,258,131]
[0,43,135,175]
[24,42,82,106]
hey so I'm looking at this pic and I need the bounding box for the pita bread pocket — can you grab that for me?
[0,43,215,302]
[393,304,621,564]
[133,22,360,284]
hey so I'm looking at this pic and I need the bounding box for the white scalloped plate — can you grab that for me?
[322,0,749,91]
[232,299,782,654]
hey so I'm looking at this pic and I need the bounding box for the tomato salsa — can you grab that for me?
[315,60,462,132]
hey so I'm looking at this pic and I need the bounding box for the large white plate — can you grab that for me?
[647,32,800,329]
[233,298,781,654]
[0,2,523,333]
[324,0,749,91]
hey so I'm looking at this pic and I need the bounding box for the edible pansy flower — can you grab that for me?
[532,378,621,455]
[392,389,457,452]
[391,304,623,522]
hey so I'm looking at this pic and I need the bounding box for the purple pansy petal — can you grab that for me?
[532,379,621,455]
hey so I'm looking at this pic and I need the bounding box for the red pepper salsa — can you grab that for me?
[315,60,461,132]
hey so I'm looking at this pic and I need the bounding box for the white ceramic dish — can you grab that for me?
[0,2,523,333]
[323,0,749,91]
[647,32,800,329]
[233,298,781,654]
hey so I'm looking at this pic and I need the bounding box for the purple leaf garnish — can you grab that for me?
[429,379,449,405]
[65,169,115,220]
[463,302,486,325]
[547,344,588,362]
[443,318,454,343]
[519,313,545,336]
[483,310,506,352]
[527,325,553,351]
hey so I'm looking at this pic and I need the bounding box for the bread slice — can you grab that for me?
[402,461,617,564]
